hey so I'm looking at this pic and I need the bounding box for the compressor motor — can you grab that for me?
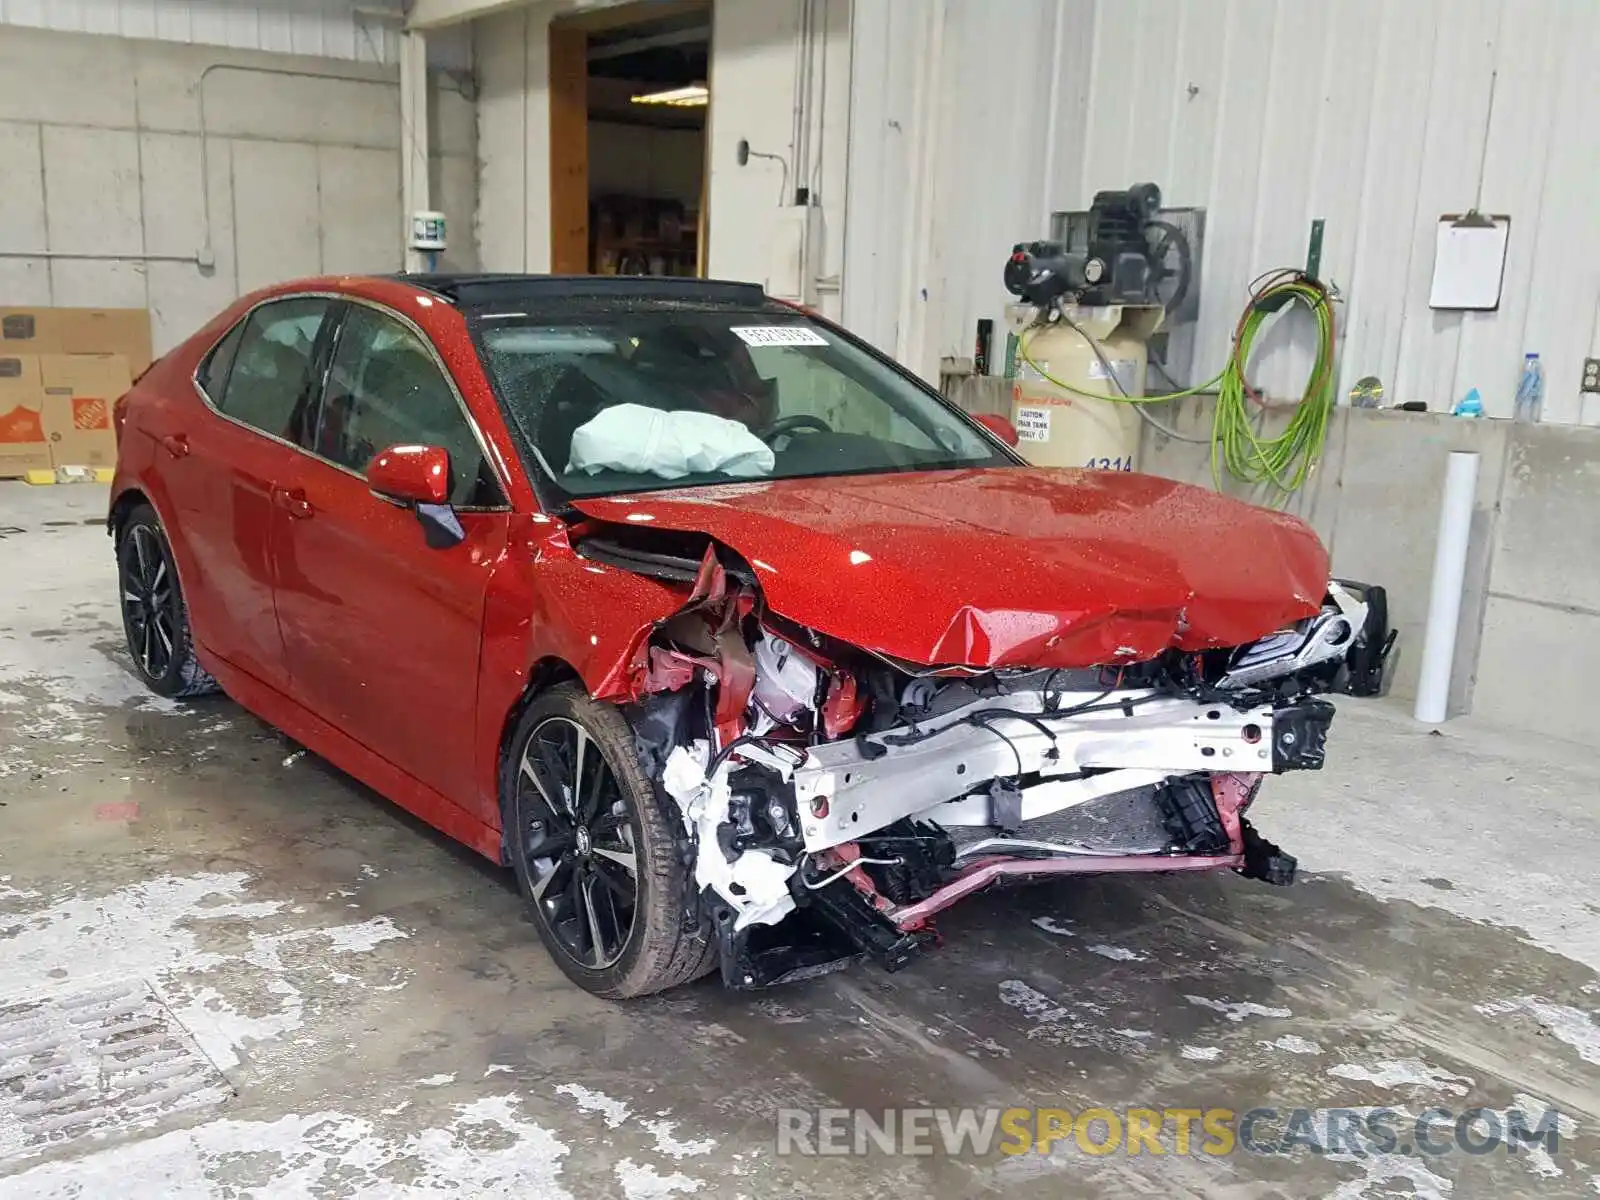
[1005,182,1191,313]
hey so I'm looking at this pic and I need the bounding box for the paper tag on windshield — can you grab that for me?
[730,325,829,348]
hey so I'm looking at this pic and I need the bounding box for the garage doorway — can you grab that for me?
[549,0,711,278]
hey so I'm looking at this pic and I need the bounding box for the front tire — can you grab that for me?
[116,504,218,699]
[502,684,716,998]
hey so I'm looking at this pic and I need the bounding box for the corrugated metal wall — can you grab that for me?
[0,0,408,64]
[852,0,1600,422]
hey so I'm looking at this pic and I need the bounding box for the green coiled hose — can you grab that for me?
[1017,269,1338,497]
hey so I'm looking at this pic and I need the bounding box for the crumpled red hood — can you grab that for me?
[572,467,1330,669]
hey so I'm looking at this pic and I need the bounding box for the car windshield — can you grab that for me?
[471,303,1011,499]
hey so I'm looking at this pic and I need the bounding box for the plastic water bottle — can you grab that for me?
[1514,353,1544,423]
[1453,387,1483,418]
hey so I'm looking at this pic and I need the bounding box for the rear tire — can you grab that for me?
[502,683,717,998]
[116,504,219,699]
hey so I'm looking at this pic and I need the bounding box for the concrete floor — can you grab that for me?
[1,480,1598,1199]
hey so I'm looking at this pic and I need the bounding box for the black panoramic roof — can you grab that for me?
[387,273,771,310]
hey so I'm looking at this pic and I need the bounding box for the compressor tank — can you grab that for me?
[1008,305,1164,472]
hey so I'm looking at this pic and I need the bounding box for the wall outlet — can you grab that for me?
[1583,358,1600,394]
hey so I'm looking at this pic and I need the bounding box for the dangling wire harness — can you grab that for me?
[1017,269,1338,496]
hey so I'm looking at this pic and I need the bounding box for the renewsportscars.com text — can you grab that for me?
[775,1105,1564,1160]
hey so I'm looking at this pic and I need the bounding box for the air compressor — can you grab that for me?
[1002,182,1193,471]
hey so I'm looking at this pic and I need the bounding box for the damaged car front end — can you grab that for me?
[570,510,1378,991]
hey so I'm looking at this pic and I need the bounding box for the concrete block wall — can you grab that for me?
[0,25,478,355]
[1473,424,1600,743]
[1140,402,1599,742]
[1137,400,1514,720]
[943,376,1599,743]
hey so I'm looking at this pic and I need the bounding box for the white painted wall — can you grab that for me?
[839,0,1074,375]
[0,0,409,62]
[473,2,553,272]
[0,24,477,354]
[704,0,849,320]
[849,0,1600,420]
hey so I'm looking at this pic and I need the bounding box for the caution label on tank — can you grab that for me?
[1015,406,1051,442]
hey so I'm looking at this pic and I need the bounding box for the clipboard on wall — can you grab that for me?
[1429,212,1511,311]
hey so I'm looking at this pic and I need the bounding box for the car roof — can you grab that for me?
[376,273,774,311]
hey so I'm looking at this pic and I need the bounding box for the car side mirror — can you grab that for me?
[972,412,1020,448]
[367,444,464,549]
[369,444,450,505]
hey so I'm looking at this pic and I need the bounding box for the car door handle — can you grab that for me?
[160,433,189,459]
[272,487,314,519]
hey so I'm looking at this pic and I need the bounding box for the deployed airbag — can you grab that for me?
[567,403,775,481]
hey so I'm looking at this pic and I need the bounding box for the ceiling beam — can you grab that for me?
[406,0,706,33]
[587,24,710,61]
[406,0,531,31]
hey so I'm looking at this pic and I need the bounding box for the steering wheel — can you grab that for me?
[757,414,834,443]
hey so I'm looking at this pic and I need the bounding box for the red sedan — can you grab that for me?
[110,274,1370,997]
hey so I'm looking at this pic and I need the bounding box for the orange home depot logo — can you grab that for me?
[0,405,43,444]
[73,396,110,431]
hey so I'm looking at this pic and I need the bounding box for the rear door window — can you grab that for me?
[216,298,332,442]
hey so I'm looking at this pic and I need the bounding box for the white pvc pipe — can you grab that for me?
[1414,451,1480,723]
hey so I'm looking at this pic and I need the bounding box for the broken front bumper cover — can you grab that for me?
[710,768,1303,990]
[654,579,1358,990]
[669,683,1327,989]
[791,685,1279,853]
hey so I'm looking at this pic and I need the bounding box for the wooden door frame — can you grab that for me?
[547,21,589,274]
[549,0,713,277]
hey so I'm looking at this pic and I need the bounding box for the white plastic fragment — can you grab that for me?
[661,744,797,931]
[661,744,713,839]
[750,634,819,724]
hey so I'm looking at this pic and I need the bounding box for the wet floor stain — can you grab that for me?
[2,696,1594,1196]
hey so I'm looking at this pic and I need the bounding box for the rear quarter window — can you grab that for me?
[196,322,244,401]
[214,298,331,441]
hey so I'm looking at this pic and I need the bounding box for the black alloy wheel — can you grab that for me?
[115,505,218,698]
[121,523,176,681]
[516,715,640,971]
[502,684,718,997]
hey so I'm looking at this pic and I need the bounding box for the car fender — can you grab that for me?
[473,513,689,831]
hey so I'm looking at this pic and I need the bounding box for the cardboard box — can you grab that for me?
[0,310,49,355]
[0,307,153,375]
[0,355,50,478]
[58,310,153,376]
[39,353,130,470]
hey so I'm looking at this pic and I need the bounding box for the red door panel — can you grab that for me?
[274,458,507,819]
[136,294,337,692]
[138,392,292,691]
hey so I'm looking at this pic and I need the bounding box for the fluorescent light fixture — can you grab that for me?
[631,84,708,107]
